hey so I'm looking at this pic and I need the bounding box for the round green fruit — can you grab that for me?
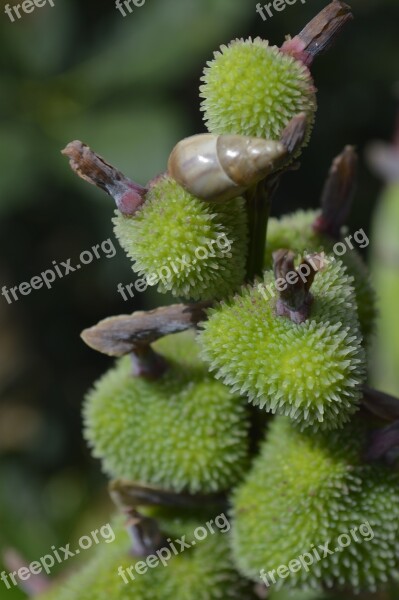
[200,37,316,145]
[39,518,155,600]
[232,417,399,593]
[198,258,366,430]
[264,209,377,342]
[39,512,253,600]
[149,508,254,600]
[84,331,250,493]
[113,176,247,301]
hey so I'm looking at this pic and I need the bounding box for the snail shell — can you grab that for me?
[167,133,287,202]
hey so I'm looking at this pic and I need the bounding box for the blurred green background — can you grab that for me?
[1,0,399,597]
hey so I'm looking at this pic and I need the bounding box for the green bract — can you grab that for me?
[200,38,316,145]
[198,258,366,430]
[84,331,250,494]
[113,176,247,300]
[232,417,399,593]
[265,209,377,342]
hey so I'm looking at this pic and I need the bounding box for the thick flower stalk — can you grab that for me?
[40,3,399,600]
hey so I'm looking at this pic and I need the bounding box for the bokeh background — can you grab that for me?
[1,0,398,597]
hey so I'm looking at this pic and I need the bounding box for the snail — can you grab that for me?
[167,133,287,202]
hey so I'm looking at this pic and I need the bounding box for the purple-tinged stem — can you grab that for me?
[281,0,353,67]
[62,141,147,215]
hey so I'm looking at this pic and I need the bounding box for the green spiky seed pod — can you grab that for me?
[200,38,316,147]
[84,331,249,493]
[264,209,377,342]
[113,175,247,301]
[39,518,156,600]
[371,183,399,395]
[39,513,253,600]
[198,258,366,430]
[144,508,255,600]
[232,417,399,593]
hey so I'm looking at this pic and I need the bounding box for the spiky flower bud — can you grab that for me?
[84,331,249,494]
[198,257,366,430]
[139,508,255,599]
[265,209,377,341]
[39,513,253,600]
[232,417,399,593]
[113,175,247,300]
[200,38,316,147]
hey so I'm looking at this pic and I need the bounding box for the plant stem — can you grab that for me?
[244,113,308,282]
[245,176,279,282]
